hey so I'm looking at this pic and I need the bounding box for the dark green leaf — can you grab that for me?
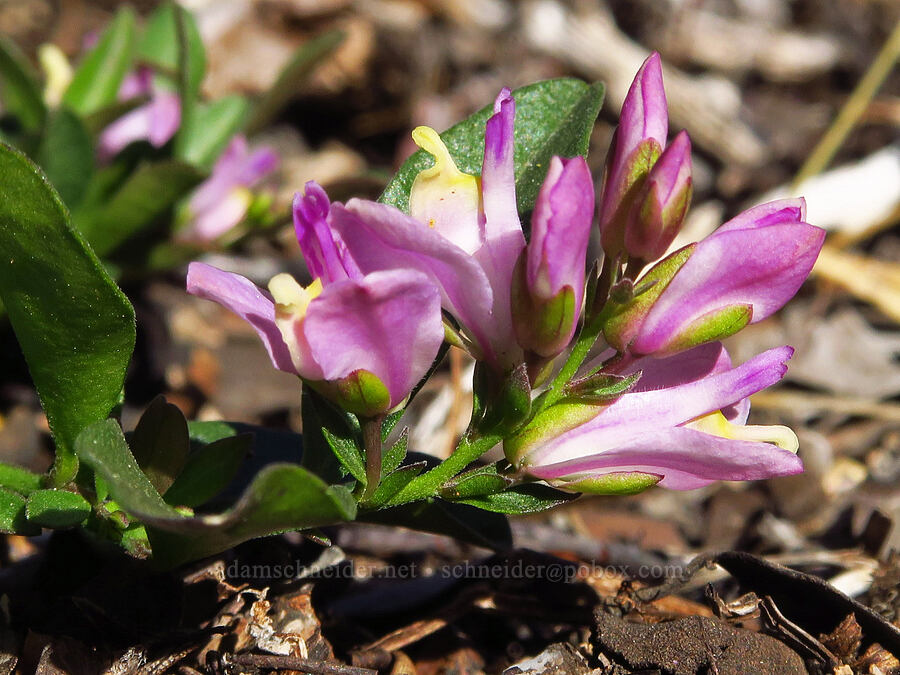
[300,385,353,484]
[381,409,404,441]
[455,483,576,514]
[131,395,190,495]
[0,35,46,132]
[74,159,203,256]
[36,107,94,208]
[443,472,510,499]
[363,498,511,551]
[366,462,426,509]
[0,462,42,495]
[0,145,136,483]
[382,428,408,474]
[146,466,356,567]
[245,30,344,134]
[0,487,38,535]
[176,96,248,168]
[163,433,250,508]
[138,2,205,95]
[379,79,604,216]
[322,427,366,485]
[77,419,353,566]
[187,420,241,445]
[63,7,137,116]
[75,419,182,520]
[25,488,91,528]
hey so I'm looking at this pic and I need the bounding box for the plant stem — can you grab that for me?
[360,416,383,503]
[385,431,503,507]
[793,17,900,187]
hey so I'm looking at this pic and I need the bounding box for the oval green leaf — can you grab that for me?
[25,488,91,528]
[379,79,604,216]
[0,145,136,482]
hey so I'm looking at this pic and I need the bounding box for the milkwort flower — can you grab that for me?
[603,198,825,357]
[505,343,802,492]
[186,183,444,417]
[179,135,279,242]
[97,66,181,161]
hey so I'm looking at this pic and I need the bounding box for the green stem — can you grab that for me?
[384,431,503,507]
[360,416,384,503]
[49,449,79,487]
[793,17,900,187]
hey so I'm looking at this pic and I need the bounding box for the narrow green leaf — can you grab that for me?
[163,433,250,508]
[382,428,408,474]
[0,487,38,535]
[36,107,94,208]
[146,467,356,567]
[75,419,182,520]
[131,395,190,495]
[366,462,425,508]
[187,420,242,445]
[0,35,46,132]
[322,427,366,485]
[300,385,353,484]
[25,488,91,528]
[0,145,136,483]
[245,30,344,134]
[74,159,203,256]
[0,462,42,495]
[455,483,576,514]
[176,96,249,168]
[63,8,137,116]
[443,472,510,499]
[138,2,205,95]
[379,79,604,216]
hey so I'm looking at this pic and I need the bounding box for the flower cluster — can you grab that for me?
[189,53,824,496]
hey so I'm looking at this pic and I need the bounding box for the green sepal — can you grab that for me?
[564,371,641,403]
[556,471,661,495]
[317,369,391,417]
[504,398,602,467]
[660,303,753,355]
[601,138,662,257]
[472,362,532,436]
[601,244,694,351]
[510,251,577,359]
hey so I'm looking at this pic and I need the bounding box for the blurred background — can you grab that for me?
[1,0,899,600]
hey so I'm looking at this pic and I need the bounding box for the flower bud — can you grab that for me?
[512,156,593,358]
[624,131,692,264]
[598,52,668,259]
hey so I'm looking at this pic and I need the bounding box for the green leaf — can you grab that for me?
[131,395,190,495]
[138,2,205,95]
[146,466,356,567]
[300,385,353,484]
[382,428,408,474]
[455,483,576,514]
[75,419,182,521]
[74,159,204,256]
[0,487,38,535]
[245,30,344,134]
[63,7,137,116]
[36,107,94,208]
[176,96,249,168]
[0,35,46,132]
[322,427,366,485]
[0,145,136,483]
[443,471,510,499]
[0,462,42,495]
[25,488,91,528]
[366,462,426,509]
[379,79,604,216]
[363,498,511,551]
[77,419,355,566]
[187,420,243,445]
[163,433,250,508]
